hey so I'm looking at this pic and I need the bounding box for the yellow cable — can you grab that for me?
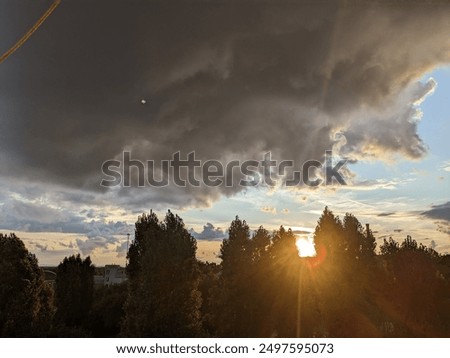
[0,0,61,65]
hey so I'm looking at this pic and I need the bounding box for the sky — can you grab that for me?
[0,0,449,266]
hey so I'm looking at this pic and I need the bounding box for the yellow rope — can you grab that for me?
[0,0,61,65]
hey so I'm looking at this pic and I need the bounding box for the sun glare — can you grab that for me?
[295,236,316,257]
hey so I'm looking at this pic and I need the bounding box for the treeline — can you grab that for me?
[0,207,449,337]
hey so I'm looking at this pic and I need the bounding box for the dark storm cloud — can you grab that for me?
[421,202,450,222]
[421,201,450,237]
[0,0,449,208]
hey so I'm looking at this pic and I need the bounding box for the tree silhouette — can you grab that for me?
[378,235,445,336]
[342,213,376,261]
[267,226,301,337]
[122,210,201,337]
[247,226,273,337]
[0,233,54,337]
[312,209,381,337]
[219,216,251,273]
[313,206,344,261]
[2,207,449,338]
[88,283,127,337]
[55,254,94,329]
[215,216,253,337]
[379,237,400,255]
[197,262,220,336]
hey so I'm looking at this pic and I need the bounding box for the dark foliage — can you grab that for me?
[55,254,94,330]
[1,208,449,337]
[0,233,54,337]
[121,210,202,337]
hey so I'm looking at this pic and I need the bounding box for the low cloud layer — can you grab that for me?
[0,190,132,255]
[190,223,226,241]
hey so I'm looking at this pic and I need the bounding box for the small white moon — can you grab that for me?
[141,99,147,104]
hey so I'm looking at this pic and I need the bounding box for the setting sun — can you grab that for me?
[295,237,316,257]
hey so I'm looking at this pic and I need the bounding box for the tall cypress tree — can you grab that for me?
[55,254,94,329]
[122,210,201,337]
[215,216,252,337]
[267,226,300,337]
[313,206,344,261]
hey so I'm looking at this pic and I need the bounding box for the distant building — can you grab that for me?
[104,265,127,286]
